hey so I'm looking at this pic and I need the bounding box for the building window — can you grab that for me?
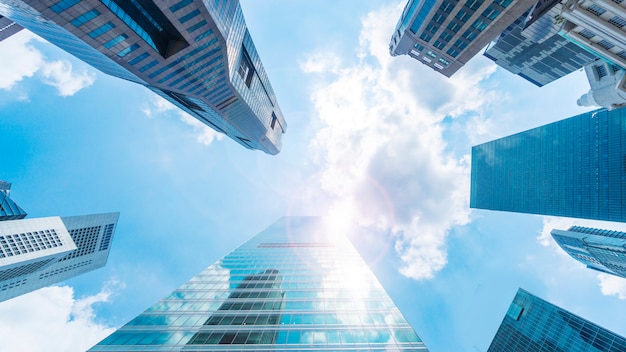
[609,16,626,28]
[465,0,484,10]
[433,40,446,49]
[439,1,454,13]
[425,22,439,33]
[117,43,140,57]
[420,32,432,42]
[595,65,608,78]
[271,112,278,129]
[439,57,450,66]
[103,34,128,48]
[456,10,470,21]
[578,29,596,39]
[492,0,512,7]
[447,47,460,57]
[413,43,425,51]
[426,50,437,58]
[462,29,477,41]
[482,7,500,20]
[597,40,614,50]
[586,4,607,16]
[170,0,193,12]
[432,13,447,24]
[447,21,462,33]
[128,52,149,65]
[472,19,488,32]
[101,0,189,58]
[50,0,80,13]
[238,47,254,88]
[71,9,100,26]
[88,22,115,38]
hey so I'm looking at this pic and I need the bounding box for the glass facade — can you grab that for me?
[470,107,626,222]
[0,0,286,154]
[0,182,27,221]
[488,288,626,351]
[89,217,429,351]
[483,6,598,87]
[552,226,626,279]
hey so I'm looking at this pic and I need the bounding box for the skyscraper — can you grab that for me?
[552,226,626,278]
[470,107,626,222]
[488,288,626,351]
[89,217,429,351]
[0,15,22,41]
[389,0,536,77]
[0,0,286,154]
[0,181,27,221]
[0,212,119,301]
[483,2,598,87]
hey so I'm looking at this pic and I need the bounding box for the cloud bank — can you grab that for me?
[0,31,95,96]
[0,282,120,351]
[303,2,500,279]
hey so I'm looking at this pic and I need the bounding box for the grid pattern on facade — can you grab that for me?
[60,226,101,261]
[0,229,62,258]
[552,226,626,278]
[0,258,55,281]
[89,217,428,351]
[483,8,598,87]
[0,277,27,292]
[488,289,626,351]
[0,0,286,154]
[99,223,114,251]
[470,108,626,222]
[38,259,93,279]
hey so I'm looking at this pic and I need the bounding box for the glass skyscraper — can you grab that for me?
[470,107,626,222]
[0,0,286,154]
[89,217,429,351]
[488,288,626,351]
[552,226,626,279]
[0,181,27,221]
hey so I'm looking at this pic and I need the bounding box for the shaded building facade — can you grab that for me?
[0,0,286,154]
[0,181,27,221]
[552,225,626,278]
[389,0,537,76]
[488,288,626,351]
[470,107,626,222]
[89,217,429,351]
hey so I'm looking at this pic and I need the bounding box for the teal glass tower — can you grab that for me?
[470,107,626,222]
[488,288,626,351]
[552,226,626,279]
[89,217,429,351]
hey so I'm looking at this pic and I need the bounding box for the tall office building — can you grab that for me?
[483,1,598,87]
[389,0,536,77]
[552,226,626,278]
[89,217,429,351]
[488,288,626,351]
[470,107,626,222]
[0,181,27,221]
[0,0,286,155]
[0,212,119,301]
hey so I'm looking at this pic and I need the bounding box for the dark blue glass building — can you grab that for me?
[470,107,626,222]
[552,226,626,279]
[488,288,626,351]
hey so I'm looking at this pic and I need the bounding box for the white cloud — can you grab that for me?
[143,95,224,145]
[41,60,96,96]
[0,31,95,96]
[598,273,626,300]
[0,282,121,352]
[0,31,43,90]
[302,2,504,279]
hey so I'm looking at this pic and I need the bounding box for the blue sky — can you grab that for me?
[0,1,625,351]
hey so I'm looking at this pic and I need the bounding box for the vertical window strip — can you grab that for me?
[118,43,140,57]
[89,22,115,38]
[170,0,193,12]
